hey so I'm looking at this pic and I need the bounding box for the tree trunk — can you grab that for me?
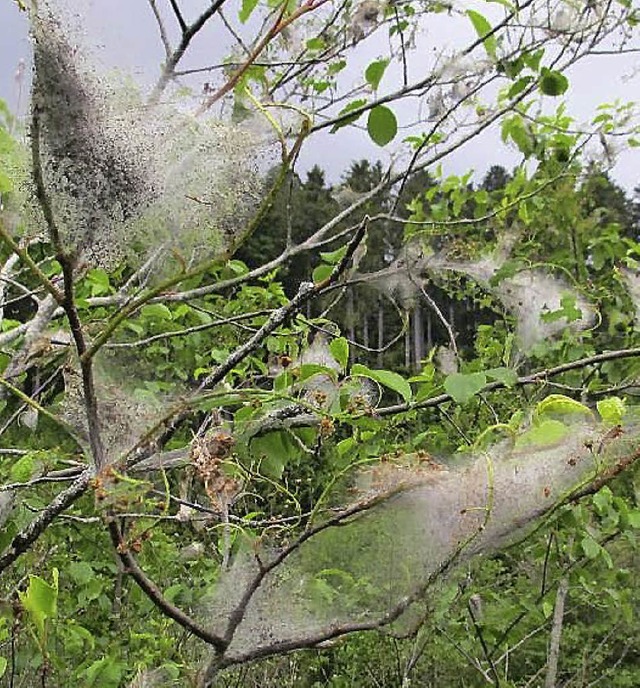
[404,311,411,369]
[347,290,355,364]
[377,298,384,368]
[413,305,424,371]
[545,577,569,688]
[363,311,369,351]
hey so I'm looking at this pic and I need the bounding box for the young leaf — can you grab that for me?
[365,59,390,91]
[515,419,569,447]
[444,372,487,404]
[320,245,348,264]
[536,394,592,419]
[352,364,412,402]
[367,105,397,147]
[312,264,333,284]
[239,0,259,23]
[306,37,325,51]
[467,10,497,59]
[331,99,368,132]
[19,569,59,639]
[329,337,349,370]
[596,397,626,426]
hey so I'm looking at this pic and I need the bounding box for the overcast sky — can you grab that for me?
[1,0,638,190]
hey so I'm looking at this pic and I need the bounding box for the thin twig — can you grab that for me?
[147,0,172,59]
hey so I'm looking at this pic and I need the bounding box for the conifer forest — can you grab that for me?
[1,0,640,685]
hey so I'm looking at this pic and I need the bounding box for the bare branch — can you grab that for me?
[150,0,229,104]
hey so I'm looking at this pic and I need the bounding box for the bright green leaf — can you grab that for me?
[367,105,398,147]
[515,419,569,448]
[306,37,325,51]
[312,264,333,284]
[596,397,626,426]
[239,0,259,23]
[320,245,348,264]
[329,337,349,370]
[19,568,58,639]
[467,10,497,59]
[536,394,592,419]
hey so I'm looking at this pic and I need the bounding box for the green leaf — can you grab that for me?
[507,75,534,99]
[365,59,390,91]
[140,303,172,320]
[627,509,640,528]
[542,599,553,619]
[84,656,124,687]
[68,561,94,585]
[523,48,544,71]
[10,452,36,482]
[331,99,368,132]
[297,363,337,384]
[540,294,583,323]
[485,367,518,388]
[86,268,110,296]
[515,419,569,448]
[444,372,487,404]
[467,10,497,59]
[306,36,325,51]
[337,436,357,457]
[19,569,59,639]
[239,0,259,23]
[0,657,7,679]
[367,105,398,147]
[539,67,569,96]
[319,245,348,264]
[327,59,347,76]
[593,486,612,512]
[581,534,600,559]
[329,337,349,370]
[312,264,333,284]
[253,431,298,479]
[596,397,626,426]
[352,364,412,402]
[536,394,592,419]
